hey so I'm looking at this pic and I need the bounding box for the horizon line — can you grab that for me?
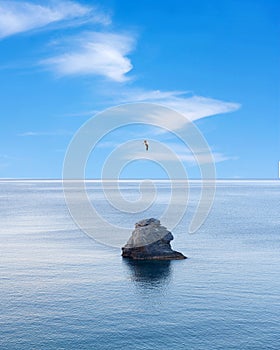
[0,178,279,181]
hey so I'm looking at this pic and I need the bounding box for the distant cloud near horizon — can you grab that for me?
[0,0,110,39]
[108,140,236,165]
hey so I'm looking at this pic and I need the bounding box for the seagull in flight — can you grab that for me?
[143,140,149,151]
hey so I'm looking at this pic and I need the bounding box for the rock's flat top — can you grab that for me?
[122,218,186,260]
[135,218,160,227]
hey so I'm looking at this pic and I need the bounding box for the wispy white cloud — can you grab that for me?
[0,0,110,39]
[18,130,73,136]
[41,31,135,82]
[62,88,240,127]
[0,1,133,82]
[117,89,241,124]
[88,92,239,137]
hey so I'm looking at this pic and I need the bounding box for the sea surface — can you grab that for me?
[0,180,280,350]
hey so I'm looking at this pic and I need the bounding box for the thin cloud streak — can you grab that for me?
[18,130,73,137]
[124,148,235,165]
[0,0,110,39]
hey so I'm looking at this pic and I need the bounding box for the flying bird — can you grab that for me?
[143,140,149,151]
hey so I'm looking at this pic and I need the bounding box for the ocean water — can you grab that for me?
[0,180,280,350]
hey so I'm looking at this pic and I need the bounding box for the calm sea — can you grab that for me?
[0,180,279,350]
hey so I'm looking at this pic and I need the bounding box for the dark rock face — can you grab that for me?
[122,218,186,260]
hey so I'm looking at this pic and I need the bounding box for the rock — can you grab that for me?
[122,218,187,260]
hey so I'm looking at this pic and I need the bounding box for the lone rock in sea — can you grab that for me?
[122,218,186,260]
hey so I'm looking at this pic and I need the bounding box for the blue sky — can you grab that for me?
[0,0,279,179]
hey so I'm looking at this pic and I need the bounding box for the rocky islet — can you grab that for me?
[122,218,186,260]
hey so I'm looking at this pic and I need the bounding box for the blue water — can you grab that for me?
[0,180,280,350]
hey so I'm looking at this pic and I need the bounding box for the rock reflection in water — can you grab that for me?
[123,259,172,288]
